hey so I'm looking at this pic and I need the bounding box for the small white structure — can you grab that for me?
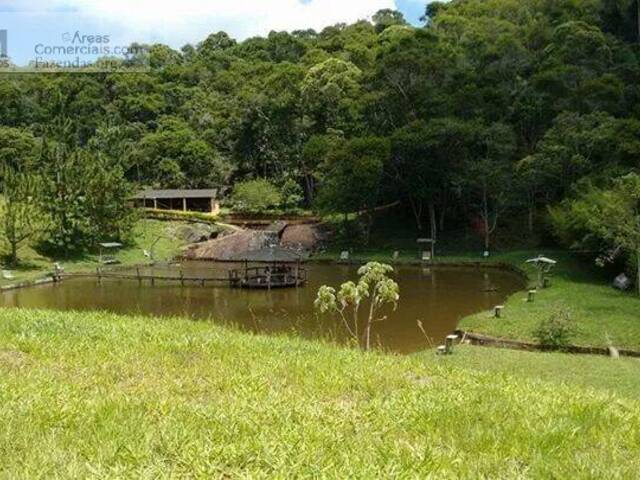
[613,274,631,291]
[526,255,557,289]
[340,251,350,261]
[417,238,435,261]
[2,270,15,280]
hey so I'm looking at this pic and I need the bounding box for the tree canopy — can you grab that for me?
[1,1,640,261]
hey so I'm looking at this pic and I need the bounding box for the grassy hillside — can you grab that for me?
[1,308,639,478]
[0,220,189,287]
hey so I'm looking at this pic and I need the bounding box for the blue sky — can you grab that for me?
[0,0,428,66]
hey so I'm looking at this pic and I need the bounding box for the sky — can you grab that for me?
[0,0,428,67]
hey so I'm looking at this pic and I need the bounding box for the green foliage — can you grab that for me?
[142,208,219,224]
[533,307,577,350]
[279,178,304,210]
[0,127,37,172]
[550,173,640,294]
[0,167,46,265]
[231,178,283,214]
[2,0,640,253]
[315,261,399,350]
[39,145,135,253]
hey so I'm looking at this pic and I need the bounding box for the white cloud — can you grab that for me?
[42,0,398,47]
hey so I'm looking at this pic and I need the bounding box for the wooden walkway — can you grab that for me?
[61,267,231,287]
[60,265,307,289]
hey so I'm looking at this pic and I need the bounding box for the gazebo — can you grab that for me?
[526,255,557,288]
[228,247,307,289]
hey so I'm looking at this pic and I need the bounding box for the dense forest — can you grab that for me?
[1,0,640,270]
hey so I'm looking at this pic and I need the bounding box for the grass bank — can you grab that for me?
[1,308,639,477]
[0,220,190,288]
[457,250,640,352]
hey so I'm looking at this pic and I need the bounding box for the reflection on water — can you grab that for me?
[0,262,524,353]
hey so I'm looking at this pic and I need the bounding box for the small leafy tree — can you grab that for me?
[0,166,45,266]
[314,262,399,350]
[231,179,283,214]
[280,178,304,212]
[533,308,576,351]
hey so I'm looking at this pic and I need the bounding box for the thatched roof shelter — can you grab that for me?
[230,247,304,264]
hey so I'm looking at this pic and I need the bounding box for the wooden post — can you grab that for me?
[494,305,504,318]
[445,334,458,354]
[153,198,158,209]
[527,290,536,303]
[97,267,102,284]
[182,197,187,212]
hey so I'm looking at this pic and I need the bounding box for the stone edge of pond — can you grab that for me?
[308,258,530,277]
[455,330,640,359]
[1,276,57,292]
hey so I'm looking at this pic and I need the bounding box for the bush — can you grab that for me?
[231,179,282,214]
[533,308,576,350]
[142,208,219,224]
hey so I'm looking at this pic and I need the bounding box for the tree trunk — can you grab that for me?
[9,240,17,267]
[303,175,314,206]
[482,185,490,251]
[439,195,447,232]
[637,248,640,297]
[428,201,437,243]
[409,198,423,231]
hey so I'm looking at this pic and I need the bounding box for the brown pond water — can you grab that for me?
[0,262,525,353]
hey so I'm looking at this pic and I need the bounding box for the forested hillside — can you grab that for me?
[1,0,639,260]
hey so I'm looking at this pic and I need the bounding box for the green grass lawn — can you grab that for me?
[1,308,639,478]
[430,344,640,400]
[0,220,189,287]
[458,250,640,351]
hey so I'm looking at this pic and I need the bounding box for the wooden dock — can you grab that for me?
[61,267,231,287]
[60,264,307,289]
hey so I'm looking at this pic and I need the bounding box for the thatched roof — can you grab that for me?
[230,247,304,263]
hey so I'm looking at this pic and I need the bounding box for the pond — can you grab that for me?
[0,262,525,353]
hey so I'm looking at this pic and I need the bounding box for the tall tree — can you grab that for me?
[0,166,44,265]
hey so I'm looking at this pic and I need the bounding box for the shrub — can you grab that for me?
[231,179,282,214]
[142,208,218,224]
[533,308,576,350]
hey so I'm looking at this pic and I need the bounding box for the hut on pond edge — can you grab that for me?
[228,247,307,289]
